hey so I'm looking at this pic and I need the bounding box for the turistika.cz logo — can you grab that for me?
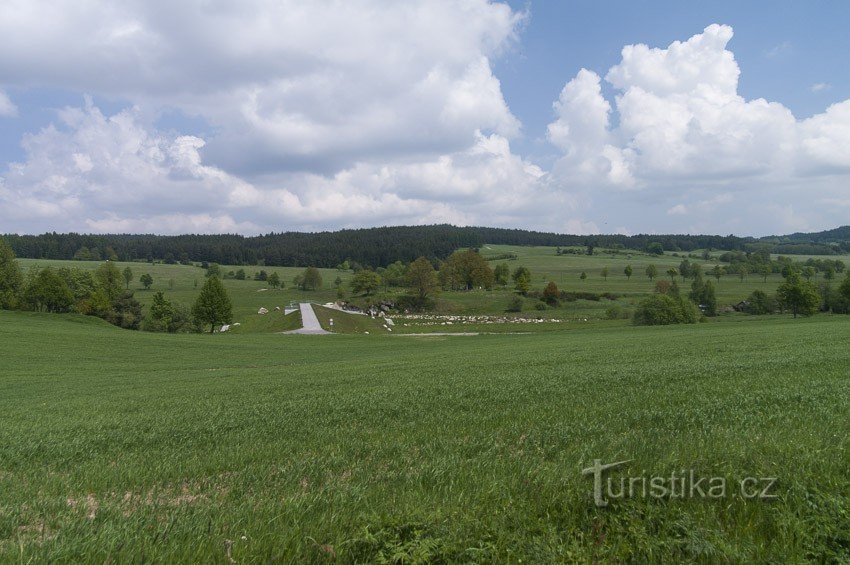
[582,459,778,508]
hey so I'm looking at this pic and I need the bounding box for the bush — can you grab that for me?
[542,281,560,306]
[604,305,631,320]
[395,295,435,312]
[506,296,523,312]
[744,290,778,315]
[633,294,699,326]
[534,302,548,311]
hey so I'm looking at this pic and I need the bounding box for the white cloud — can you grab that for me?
[810,82,831,93]
[0,102,556,234]
[0,0,523,176]
[0,90,16,117]
[3,12,850,237]
[545,24,850,235]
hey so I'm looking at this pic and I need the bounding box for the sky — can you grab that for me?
[1,1,849,237]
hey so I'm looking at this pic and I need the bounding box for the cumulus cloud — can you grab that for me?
[546,24,850,234]
[0,90,16,117]
[3,11,850,237]
[0,101,555,234]
[0,0,523,176]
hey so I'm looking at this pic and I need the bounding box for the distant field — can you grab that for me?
[18,245,849,333]
[1,310,848,561]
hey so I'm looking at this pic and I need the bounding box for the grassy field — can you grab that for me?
[22,245,849,334]
[1,310,848,561]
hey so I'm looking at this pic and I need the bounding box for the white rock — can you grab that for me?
[258,307,269,315]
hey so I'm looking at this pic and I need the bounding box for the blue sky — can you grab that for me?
[2,1,849,236]
[496,1,850,159]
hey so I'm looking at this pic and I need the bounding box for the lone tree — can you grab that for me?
[122,266,134,289]
[406,256,439,301]
[776,271,820,318]
[645,264,658,281]
[666,267,678,283]
[542,281,560,306]
[140,273,153,290]
[267,272,281,289]
[580,271,587,281]
[601,267,609,281]
[738,264,749,282]
[0,239,23,309]
[192,276,233,333]
[493,263,510,287]
[512,266,531,295]
[624,265,633,281]
[759,264,771,283]
[350,269,382,296]
[299,267,323,290]
[439,250,494,290]
[711,265,725,283]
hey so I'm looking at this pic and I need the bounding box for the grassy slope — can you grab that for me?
[311,304,390,334]
[1,310,848,561]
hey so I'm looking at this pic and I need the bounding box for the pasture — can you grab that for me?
[20,244,847,333]
[1,310,848,561]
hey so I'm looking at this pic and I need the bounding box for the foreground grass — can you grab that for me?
[1,311,848,562]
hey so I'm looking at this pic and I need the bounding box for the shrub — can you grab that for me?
[744,290,777,315]
[534,302,548,311]
[542,281,560,306]
[506,296,523,312]
[396,295,435,312]
[605,305,631,320]
[633,294,699,326]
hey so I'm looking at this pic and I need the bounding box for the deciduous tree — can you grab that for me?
[405,256,439,300]
[645,264,658,281]
[0,239,23,309]
[123,266,134,289]
[512,266,531,295]
[350,269,382,296]
[777,271,820,318]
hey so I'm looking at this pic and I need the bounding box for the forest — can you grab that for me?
[3,224,849,269]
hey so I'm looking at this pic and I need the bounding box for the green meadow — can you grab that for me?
[5,246,849,561]
[20,243,846,332]
[1,310,848,561]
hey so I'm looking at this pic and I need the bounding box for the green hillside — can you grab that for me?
[1,311,848,561]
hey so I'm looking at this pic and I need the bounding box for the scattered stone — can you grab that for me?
[258,307,269,315]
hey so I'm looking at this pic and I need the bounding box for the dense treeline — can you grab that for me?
[767,225,850,251]
[3,224,849,269]
[2,227,481,268]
